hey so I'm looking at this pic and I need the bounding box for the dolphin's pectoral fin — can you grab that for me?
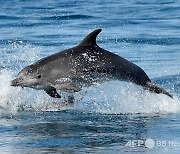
[45,88,61,98]
[54,84,81,93]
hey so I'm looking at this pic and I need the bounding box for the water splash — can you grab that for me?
[74,81,180,114]
[0,42,179,115]
[0,69,179,115]
[0,69,76,114]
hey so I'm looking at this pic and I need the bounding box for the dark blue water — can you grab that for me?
[0,0,180,153]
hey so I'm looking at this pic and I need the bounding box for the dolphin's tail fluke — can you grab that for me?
[145,82,173,98]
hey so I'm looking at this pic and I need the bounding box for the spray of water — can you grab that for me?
[0,42,179,115]
[74,81,180,114]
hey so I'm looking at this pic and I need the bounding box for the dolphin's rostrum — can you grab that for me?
[11,29,173,98]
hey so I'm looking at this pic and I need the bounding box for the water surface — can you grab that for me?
[0,0,180,153]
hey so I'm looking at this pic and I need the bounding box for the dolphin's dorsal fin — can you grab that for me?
[78,29,102,46]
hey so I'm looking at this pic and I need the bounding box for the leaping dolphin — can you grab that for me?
[11,29,173,98]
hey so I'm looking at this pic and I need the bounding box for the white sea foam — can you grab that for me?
[0,69,75,114]
[0,69,179,115]
[0,42,179,115]
[74,81,180,114]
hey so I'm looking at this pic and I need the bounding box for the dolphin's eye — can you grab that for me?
[37,75,41,79]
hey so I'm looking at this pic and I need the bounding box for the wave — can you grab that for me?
[0,22,50,28]
[0,15,21,20]
[107,37,180,46]
[40,15,94,20]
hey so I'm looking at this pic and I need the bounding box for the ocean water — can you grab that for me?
[0,0,180,153]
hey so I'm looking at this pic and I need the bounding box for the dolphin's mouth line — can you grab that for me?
[11,78,24,87]
[10,78,48,90]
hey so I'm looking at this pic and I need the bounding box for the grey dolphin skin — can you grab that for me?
[11,29,173,98]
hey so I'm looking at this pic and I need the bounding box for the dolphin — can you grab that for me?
[11,29,173,98]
